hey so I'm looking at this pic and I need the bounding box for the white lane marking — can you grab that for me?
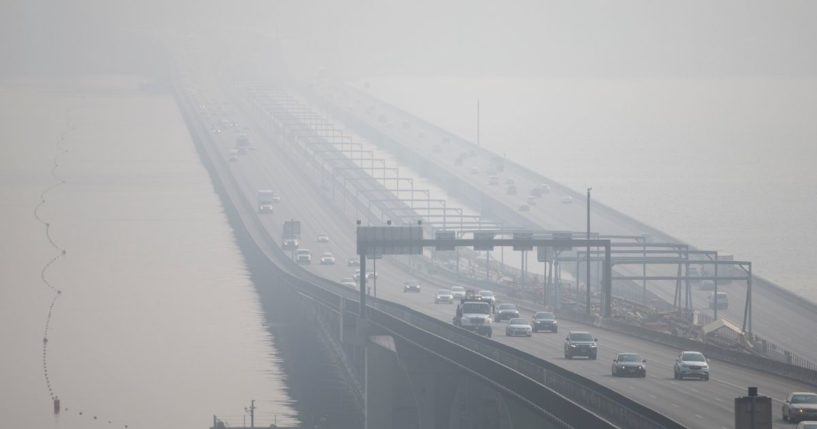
[672,403,680,408]
[694,414,703,419]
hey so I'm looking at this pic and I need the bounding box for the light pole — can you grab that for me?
[586,187,592,316]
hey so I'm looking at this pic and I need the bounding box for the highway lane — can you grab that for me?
[329,86,817,361]
[194,85,814,428]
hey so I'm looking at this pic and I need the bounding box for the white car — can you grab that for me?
[340,278,356,288]
[258,203,274,214]
[347,257,360,267]
[478,290,496,306]
[797,421,817,429]
[320,252,336,265]
[316,234,330,243]
[560,195,574,204]
[435,289,454,304]
[353,270,376,281]
[673,351,710,381]
[450,286,466,299]
[505,318,532,337]
[282,238,299,250]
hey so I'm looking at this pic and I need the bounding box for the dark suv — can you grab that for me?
[564,331,598,359]
[495,303,520,321]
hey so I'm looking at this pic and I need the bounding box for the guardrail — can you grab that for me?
[595,318,817,387]
[175,84,686,429]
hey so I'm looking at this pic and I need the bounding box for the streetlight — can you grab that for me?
[586,187,592,316]
[243,400,255,429]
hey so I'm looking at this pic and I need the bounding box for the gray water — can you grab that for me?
[363,76,817,301]
[0,77,297,428]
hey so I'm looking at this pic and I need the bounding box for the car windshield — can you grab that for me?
[682,352,706,362]
[497,304,516,310]
[792,394,817,404]
[479,291,494,297]
[570,333,594,342]
[462,303,490,314]
[535,312,555,319]
[617,354,641,362]
[438,289,451,295]
[323,253,332,256]
[509,318,527,325]
[451,286,464,291]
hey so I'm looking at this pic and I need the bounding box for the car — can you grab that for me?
[258,203,274,214]
[403,279,421,293]
[320,252,336,265]
[488,176,500,186]
[347,257,360,267]
[468,167,480,175]
[518,204,530,212]
[506,184,517,195]
[295,249,311,265]
[340,278,356,288]
[450,286,466,299]
[673,351,710,380]
[505,178,515,186]
[783,392,817,423]
[797,421,817,429]
[560,195,573,204]
[539,184,551,194]
[282,238,299,250]
[531,311,558,333]
[564,331,598,359]
[478,290,496,306]
[506,318,532,337]
[526,196,537,206]
[495,303,520,322]
[353,270,377,281]
[612,353,647,377]
[435,289,454,304]
[316,234,330,243]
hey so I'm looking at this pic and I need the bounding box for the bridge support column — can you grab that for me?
[365,336,398,429]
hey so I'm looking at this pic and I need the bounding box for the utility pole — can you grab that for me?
[477,98,480,147]
[250,399,255,429]
[586,187,592,316]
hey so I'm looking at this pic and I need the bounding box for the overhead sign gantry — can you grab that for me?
[356,224,613,318]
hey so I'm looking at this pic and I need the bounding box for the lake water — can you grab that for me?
[0,77,298,428]
[363,76,817,302]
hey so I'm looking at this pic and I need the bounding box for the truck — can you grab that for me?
[708,291,728,310]
[453,297,493,337]
[235,133,252,155]
[256,189,279,213]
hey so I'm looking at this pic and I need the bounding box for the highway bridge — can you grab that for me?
[177,69,817,429]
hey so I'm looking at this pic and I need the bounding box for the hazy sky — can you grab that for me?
[2,0,816,78]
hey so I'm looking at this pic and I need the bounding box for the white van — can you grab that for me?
[708,292,728,310]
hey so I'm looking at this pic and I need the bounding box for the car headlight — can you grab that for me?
[590,344,597,348]
[638,365,643,370]
[569,344,576,348]
[553,321,558,324]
